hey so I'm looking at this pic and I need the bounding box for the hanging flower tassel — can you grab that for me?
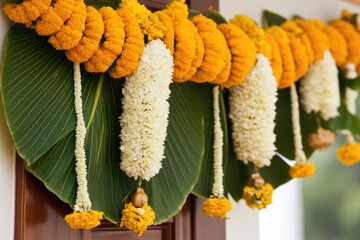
[202,86,232,219]
[288,84,316,178]
[242,173,273,210]
[344,63,358,115]
[64,62,103,230]
[336,130,360,166]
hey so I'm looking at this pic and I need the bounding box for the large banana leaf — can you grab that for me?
[1,24,211,224]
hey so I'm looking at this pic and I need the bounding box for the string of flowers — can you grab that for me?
[343,63,358,115]
[228,53,277,167]
[64,62,103,230]
[3,0,51,24]
[119,39,173,235]
[266,26,296,89]
[299,50,340,121]
[65,6,104,63]
[336,130,360,166]
[242,173,274,210]
[264,32,283,84]
[218,23,257,88]
[202,86,232,219]
[190,14,227,83]
[288,84,316,178]
[48,0,87,50]
[83,7,125,73]
[109,9,144,79]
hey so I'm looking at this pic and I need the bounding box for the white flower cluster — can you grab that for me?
[344,63,358,115]
[212,86,224,198]
[119,39,173,181]
[299,50,340,121]
[73,62,92,212]
[229,54,278,168]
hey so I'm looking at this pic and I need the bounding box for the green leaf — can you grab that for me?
[1,24,211,224]
[0,0,21,3]
[262,10,287,28]
[343,77,360,91]
[188,9,201,18]
[349,14,358,28]
[330,106,360,136]
[84,0,120,9]
[205,8,227,24]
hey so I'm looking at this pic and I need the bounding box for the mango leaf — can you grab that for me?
[343,77,360,91]
[330,106,360,136]
[85,0,120,9]
[189,9,201,18]
[262,10,287,28]
[0,0,21,3]
[205,8,227,24]
[1,24,211,224]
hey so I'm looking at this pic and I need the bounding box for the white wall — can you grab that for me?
[219,1,360,240]
[0,4,15,240]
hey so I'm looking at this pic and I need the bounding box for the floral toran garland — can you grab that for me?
[64,62,103,229]
[202,86,232,219]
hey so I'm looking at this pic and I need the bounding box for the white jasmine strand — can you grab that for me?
[73,62,91,212]
[344,63,358,115]
[212,86,224,198]
[290,84,306,163]
[119,39,173,181]
[299,50,340,121]
[229,54,278,168]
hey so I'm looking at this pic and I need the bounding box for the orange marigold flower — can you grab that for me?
[202,198,232,219]
[218,23,257,88]
[243,183,273,210]
[65,210,103,230]
[211,44,231,84]
[84,7,125,73]
[323,25,348,66]
[266,26,296,89]
[65,6,104,63]
[336,142,360,166]
[265,32,282,84]
[155,11,175,55]
[33,0,75,36]
[230,14,272,60]
[120,203,155,237]
[164,0,188,19]
[296,19,327,61]
[330,20,360,66]
[3,0,51,24]
[48,0,86,50]
[190,14,227,83]
[109,9,144,79]
[289,162,316,178]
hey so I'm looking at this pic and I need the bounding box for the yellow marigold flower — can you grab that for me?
[191,14,227,83]
[266,26,296,89]
[290,37,309,81]
[48,0,86,50]
[155,11,175,55]
[120,203,155,237]
[230,14,272,60]
[202,198,232,219]
[65,210,103,230]
[33,0,75,36]
[84,7,125,73]
[65,6,104,63]
[3,0,51,24]
[164,0,188,19]
[211,44,232,84]
[296,19,327,61]
[289,162,316,178]
[218,23,257,88]
[177,21,205,82]
[109,9,144,79]
[243,183,273,210]
[323,25,348,66]
[341,9,352,20]
[265,32,282,84]
[336,142,360,166]
[119,0,164,40]
[299,34,315,65]
[330,20,360,66]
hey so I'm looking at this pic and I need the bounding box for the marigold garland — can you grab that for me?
[218,23,257,88]
[84,7,125,73]
[3,0,51,24]
[109,9,144,79]
[289,162,316,178]
[119,0,164,40]
[191,14,227,83]
[230,14,272,60]
[243,183,273,210]
[120,203,155,236]
[330,20,360,65]
[211,45,232,84]
[48,0,87,50]
[337,142,360,166]
[65,210,103,230]
[155,11,175,55]
[266,26,296,89]
[264,32,283,84]
[33,0,76,36]
[65,6,104,63]
[119,40,173,180]
[323,25,348,66]
[202,198,232,219]
[229,54,277,167]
